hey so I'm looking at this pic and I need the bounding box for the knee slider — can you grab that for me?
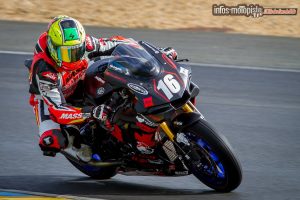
[39,129,67,152]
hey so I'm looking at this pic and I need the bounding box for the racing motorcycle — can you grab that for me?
[25,41,242,192]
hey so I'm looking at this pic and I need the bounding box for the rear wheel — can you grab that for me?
[64,152,117,179]
[180,118,242,192]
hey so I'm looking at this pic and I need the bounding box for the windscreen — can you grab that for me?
[110,43,160,78]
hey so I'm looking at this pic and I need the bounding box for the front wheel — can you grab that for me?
[179,118,242,192]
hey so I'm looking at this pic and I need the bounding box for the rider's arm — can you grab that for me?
[85,35,127,58]
[35,60,92,125]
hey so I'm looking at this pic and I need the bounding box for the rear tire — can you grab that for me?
[181,118,242,192]
[65,155,117,180]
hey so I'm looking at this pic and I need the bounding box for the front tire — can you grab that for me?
[180,118,242,192]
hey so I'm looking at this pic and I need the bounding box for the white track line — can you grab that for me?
[188,62,300,73]
[0,50,32,55]
[1,50,299,73]
[0,189,105,200]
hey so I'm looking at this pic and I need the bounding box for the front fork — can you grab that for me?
[159,102,204,168]
[159,101,204,142]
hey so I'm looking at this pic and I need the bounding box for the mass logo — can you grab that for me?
[59,113,82,119]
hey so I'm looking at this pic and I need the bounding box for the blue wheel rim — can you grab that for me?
[196,139,226,179]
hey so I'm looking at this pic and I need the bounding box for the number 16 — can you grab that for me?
[157,74,181,100]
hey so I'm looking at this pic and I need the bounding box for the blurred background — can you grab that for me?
[0,0,299,37]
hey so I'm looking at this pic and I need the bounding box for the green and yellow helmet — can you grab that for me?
[47,15,86,69]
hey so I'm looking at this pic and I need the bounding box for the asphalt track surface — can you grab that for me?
[0,21,300,200]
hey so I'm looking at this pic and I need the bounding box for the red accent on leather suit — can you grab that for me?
[29,32,126,152]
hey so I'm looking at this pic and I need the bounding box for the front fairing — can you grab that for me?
[102,41,192,113]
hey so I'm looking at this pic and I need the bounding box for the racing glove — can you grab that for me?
[92,104,112,122]
[161,47,178,60]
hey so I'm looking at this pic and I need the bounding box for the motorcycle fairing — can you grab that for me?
[84,59,115,104]
[103,42,192,113]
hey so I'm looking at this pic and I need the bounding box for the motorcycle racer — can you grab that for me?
[28,15,178,162]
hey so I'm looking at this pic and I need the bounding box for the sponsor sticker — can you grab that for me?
[97,87,105,95]
[127,83,148,95]
[136,141,155,154]
[109,64,130,75]
[143,96,154,108]
[39,82,51,92]
[136,114,158,127]
[59,113,82,119]
[41,72,58,82]
[94,76,105,84]
[179,67,189,77]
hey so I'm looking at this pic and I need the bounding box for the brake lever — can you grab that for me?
[175,59,190,62]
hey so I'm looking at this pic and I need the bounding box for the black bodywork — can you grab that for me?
[85,41,199,122]
[82,41,199,175]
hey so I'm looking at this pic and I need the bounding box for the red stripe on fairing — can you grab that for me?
[136,122,157,133]
[106,71,126,83]
[161,54,184,87]
[152,79,169,102]
[162,53,177,69]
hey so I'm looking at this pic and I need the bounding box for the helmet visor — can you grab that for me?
[57,43,85,63]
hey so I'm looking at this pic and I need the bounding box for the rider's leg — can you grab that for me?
[31,97,67,155]
[32,97,92,161]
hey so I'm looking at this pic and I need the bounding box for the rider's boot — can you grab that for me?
[64,125,93,162]
[73,144,93,162]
